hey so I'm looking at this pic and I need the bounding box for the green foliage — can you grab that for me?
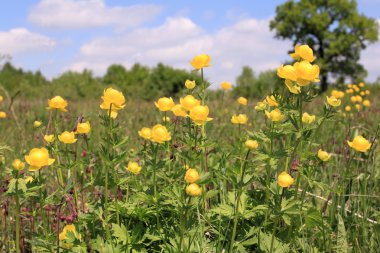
[270,0,379,91]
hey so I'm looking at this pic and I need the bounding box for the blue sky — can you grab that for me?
[0,0,379,86]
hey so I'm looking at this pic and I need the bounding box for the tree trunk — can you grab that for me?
[320,72,328,93]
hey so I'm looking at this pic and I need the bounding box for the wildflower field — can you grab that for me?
[0,46,379,253]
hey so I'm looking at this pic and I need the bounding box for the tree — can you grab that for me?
[270,0,378,92]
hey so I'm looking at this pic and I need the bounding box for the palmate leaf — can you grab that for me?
[335,214,349,253]
[259,230,290,253]
[112,223,129,244]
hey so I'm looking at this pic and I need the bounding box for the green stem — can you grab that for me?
[269,188,285,253]
[15,184,21,253]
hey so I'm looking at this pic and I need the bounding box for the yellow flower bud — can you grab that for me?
[100,87,126,111]
[220,81,232,90]
[359,82,365,88]
[347,135,371,152]
[0,111,6,118]
[265,95,279,107]
[294,60,320,86]
[355,104,361,111]
[302,112,316,124]
[12,159,25,170]
[138,127,152,140]
[189,105,213,125]
[350,96,357,103]
[317,149,331,162]
[237,97,248,106]
[345,106,351,112]
[162,116,171,122]
[48,96,68,112]
[172,104,187,117]
[184,168,200,183]
[231,114,248,125]
[277,172,294,188]
[58,131,77,144]
[290,44,315,62]
[76,121,91,134]
[360,91,365,96]
[245,140,259,150]
[44,134,55,143]
[180,95,201,111]
[185,80,196,89]
[365,90,370,95]
[326,96,341,107]
[127,161,142,175]
[25,147,55,171]
[331,90,344,99]
[265,109,285,122]
[154,97,175,111]
[190,54,210,69]
[356,95,363,103]
[254,101,267,111]
[363,100,370,107]
[186,183,202,196]
[34,120,42,128]
[151,124,171,143]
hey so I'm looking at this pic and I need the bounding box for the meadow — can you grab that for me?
[0,46,379,253]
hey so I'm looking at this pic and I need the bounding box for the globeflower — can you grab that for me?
[290,44,315,62]
[365,90,370,95]
[0,111,6,118]
[186,183,202,196]
[138,127,152,140]
[231,114,248,125]
[350,96,357,103]
[294,61,320,86]
[34,120,42,128]
[245,140,259,150]
[58,131,77,144]
[151,124,171,143]
[347,135,371,152]
[317,149,331,162]
[331,90,345,99]
[185,80,196,89]
[12,159,25,170]
[277,65,297,81]
[356,95,363,103]
[254,101,267,111]
[363,100,370,107]
[59,224,79,241]
[189,105,213,125]
[302,112,316,124]
[44,134,55,143]
[185,168,200,183]
[190,54,210,69]
[172,104,187,117]
[127,161,142,175]
[237,97,248,106]
[277,172,294,188]
[359,82,365,88]
[265,95,279,107]
[25,147,55,171]
[345,106,351,112]
[76,121,91,134]
[180,95,201,111]
[100,87,126,111]
[154,97,175,111]
[0,96,3,103]
[265,109,285,122]
[326,96,341,107]
[220,81,232,90]
[48,96,68,112]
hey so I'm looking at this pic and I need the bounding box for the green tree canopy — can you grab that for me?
[270,0,379,92]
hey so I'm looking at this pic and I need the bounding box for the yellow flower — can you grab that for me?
[12,159,25,170]
[185,168,199,183]
[284,80,301,94]
[355,104,361,111]
[0,111,6,118]
[180,95,201,111]
[363,100,370,107]
[350,96,357,103]
[347,84,353,88]
[245,140,259,150]
[237,97,248,106]
[34,120,42,128]
[59,224,78,241]
[189,105,213,125]
[277,65,297,81]
[360,91,365,96]
[346,89,354,94]
[58,131,77,144]
[151,124,171,143]
[317,149,331,162]
[265,109,285,122]
[356,95,363,103]
[25,147,55,171]
[359,82,365,88]
[108,110,118,119]
[48,96,68,112]
[76,121,91,134]
[138,127,152,140]
[277,172,294,188]
[365,90,370,95]
[127,161,142,175]
[254,101,267,111]
[162,116,171,122]
[331,90,344,99]
[294,61,320,86]
[185,80,196,89]
[44,134,55,143]
[290,44,315,62]
[326,96,341,107]
[220,81,232,90]
[265,95,279,107]
[354,86,360,92]
[0,96,3,103]
[190,54,210,69]
[231,114,248,125]
[345,106,351,112]
[347,135,371,152]
[172,104,187,117]
[154,97,175,111]
[186,183,202,196]
[100,87,126,111]
[302,112,316,124]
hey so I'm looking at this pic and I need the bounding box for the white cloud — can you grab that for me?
[0,28,56,55]
[67,17,292,87]
[28,0,162,29]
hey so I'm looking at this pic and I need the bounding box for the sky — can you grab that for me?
[0,0,380,87]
